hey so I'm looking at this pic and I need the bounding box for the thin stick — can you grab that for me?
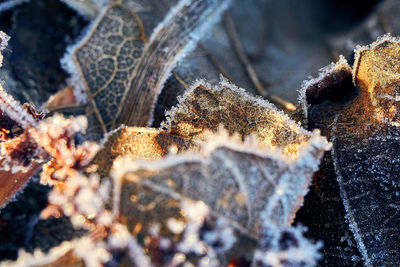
[198,42,234,81]
[46,103,87,114]
[379,13,393,34]
[324,41,340,62]
[172,71,188,88]
[223,13,296,111]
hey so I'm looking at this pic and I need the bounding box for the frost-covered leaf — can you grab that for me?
[0,84,97,206]
[297,54,366,266]
[331,36,400,266]
[298,55,353,124]
[62,1,147,133]
[111,120,328,264]
[94,77,318,178]
[163,78,312,157]
[93,126,195,177]
[302,36,400,266]
[114,127,327,237]
[0,86,46,206]
[62,0,231,138]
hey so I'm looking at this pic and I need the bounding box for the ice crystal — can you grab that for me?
[47,173,112,229]
[0,236,110,267]
[252,224,322,267]
[0,87,97,206]
[0,31,9,67]
[32,114,99,185]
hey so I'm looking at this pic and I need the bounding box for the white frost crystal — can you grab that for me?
[252,224,322,267]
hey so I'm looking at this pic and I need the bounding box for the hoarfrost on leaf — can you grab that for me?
[0,31,10,67]
[332,36,400,266]
[252,224,322,267]
[61,0,231,138]
[302,35,400,266]
[163,77,326,158]
[93,126,195,177]
[111,122,327,264]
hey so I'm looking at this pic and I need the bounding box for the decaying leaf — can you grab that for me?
[93,126,195,177]
[62,0,231,138]
[114,127,328,235]
[298,55,354,124]
[0,85,47,206]
[63,1,147,134]
[302,36,400,266]
[0,74,98,206]
[333,36,400,266]
[115,0,231,128]
[111,125,327,264]
[163,78,311,157]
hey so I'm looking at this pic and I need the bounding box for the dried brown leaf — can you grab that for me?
[93,126,195,177]
[63,0,231,138]
[163,78,311,157]
[111,126,328,263]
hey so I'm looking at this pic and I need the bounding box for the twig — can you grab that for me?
[324,40,340,62]
[223,13,296,111]
[172,71,188,88]
[198,42,234,81]
[46,103,87,114]
[379,13,394,34]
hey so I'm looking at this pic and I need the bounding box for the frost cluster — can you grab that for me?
[253,224,322,267]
